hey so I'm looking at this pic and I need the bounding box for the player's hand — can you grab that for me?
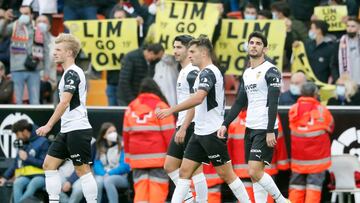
[156,108,172,120]
[62,181,72,192]
[36,125,52,136]
[217,126,227,139]
[0,177,7,186]
[175,128,186,144]
[19,150,28,161]
[266,132,277,147]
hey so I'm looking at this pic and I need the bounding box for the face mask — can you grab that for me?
[308,30,316,40]
[289,84,301,96]
[106,132,118,143]
[37,22,48,32]
[244,14,256,20]
[336,85,346,97]
[18,14,30,24]
[148,3,157,15]
[347,32,357,38]
[272,12,278,19]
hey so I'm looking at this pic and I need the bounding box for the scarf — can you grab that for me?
[10,21,29,55]
[32,27,45,60]
[338,34,360,75]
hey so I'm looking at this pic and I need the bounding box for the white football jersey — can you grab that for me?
[58,64,92,133]
[193,64,225,135]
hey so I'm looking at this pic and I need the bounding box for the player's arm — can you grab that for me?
[36,70,80,136]
[265,67,281,147]
[223,77,248,128]
[157,69,215,119]
[218,78,247,139]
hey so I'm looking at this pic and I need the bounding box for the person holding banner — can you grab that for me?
[218,31,290,203]
[156,36,251,203]
[36,33,98,203]
[163,35,208,203]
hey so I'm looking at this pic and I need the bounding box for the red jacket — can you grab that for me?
[123,93,175,169]
[289,97,334,173]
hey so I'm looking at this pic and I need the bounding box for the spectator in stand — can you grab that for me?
[243,3,257,20]
[328,74,360,105]
[338,17,360,86]
[0,61,13,103]
[0,119,49,203]
[117,43,164,106]
[288,82,334,203]
[0,5,50,104]
[123,78,174,203]
[63,0,97,21]
[305,20,339,84]
[257,9,272,20]
[94,122,131,203]
[0,9,10,74]
[279,72,307,105]
[271,1,308,71]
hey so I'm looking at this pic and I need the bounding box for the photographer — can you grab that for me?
[0,119,49,203]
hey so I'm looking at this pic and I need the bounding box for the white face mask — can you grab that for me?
[244,14,256,20]
[336,85,346,97]
[148,3,157,15]
[272,12,278,19]
[37,22,48,32]
[106,132,118,143]
[289,84,301,96]
[18,14,30,24]
[308,30,316,40]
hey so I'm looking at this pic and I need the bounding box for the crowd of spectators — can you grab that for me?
[0,0,358,106]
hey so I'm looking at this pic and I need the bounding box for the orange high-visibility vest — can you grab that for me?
[289,97,334,174]
[123,93,175,169]
[204,110,289,187]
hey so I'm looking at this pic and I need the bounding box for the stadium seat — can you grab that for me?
[329,154,360,203]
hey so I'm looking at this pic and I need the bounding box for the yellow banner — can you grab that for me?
[64,19,138,71]
[291,41,335,104]
[215,19,286,75]
[154,1,220,54]
[314,5,348,32]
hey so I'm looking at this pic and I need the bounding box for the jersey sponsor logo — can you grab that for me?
[245,84,258,92]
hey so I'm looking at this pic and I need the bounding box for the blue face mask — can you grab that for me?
[308,30,316,40]
[336,85,346,97]
[37,22,48,32]
[244,14,256,20]
[289,84,301,96]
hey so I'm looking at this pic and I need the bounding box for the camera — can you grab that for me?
[13,139,24,149]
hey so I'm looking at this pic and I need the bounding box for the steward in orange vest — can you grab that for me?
[204,110,289,203]
[123,79,176,203]
[288,82,334,203]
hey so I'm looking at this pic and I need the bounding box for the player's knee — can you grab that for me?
[248,167,262,181]
[74,164,91,177]
[178,167,193,179]
[163,162,176,174]
[42,160,55,170]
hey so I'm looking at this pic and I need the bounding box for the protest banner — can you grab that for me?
[154,1,220,54]
[215,19,286,75]
[291,41,336,104]
[314,5,348,32]
[64,19,138,71]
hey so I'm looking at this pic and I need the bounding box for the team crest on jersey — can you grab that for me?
[256,71,261,79]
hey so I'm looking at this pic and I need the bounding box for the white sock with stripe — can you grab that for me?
[168,169,194,203]
[192,172,208,203]
[258,172,287,203]
[45,170,61,203]
[228,177,251,203]
[171,178,191,203]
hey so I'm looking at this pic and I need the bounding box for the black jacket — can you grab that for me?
[117,48,154,105]
[0,76,13,104]
[305,39,339,83]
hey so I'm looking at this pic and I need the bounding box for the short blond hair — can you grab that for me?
[55,33,81,58]
[337,73,358,102]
